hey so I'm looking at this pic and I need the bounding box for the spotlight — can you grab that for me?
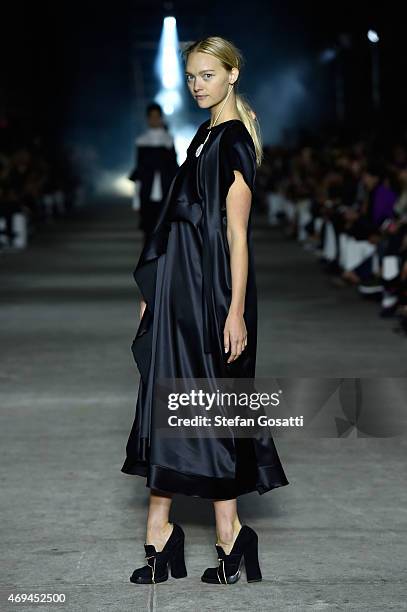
[113,175,134,197]
[156,16,182,92]
[155,90,182,116]
[367,30,379,43]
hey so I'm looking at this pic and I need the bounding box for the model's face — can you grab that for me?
[185,51,236,108]
[147,110,163,128]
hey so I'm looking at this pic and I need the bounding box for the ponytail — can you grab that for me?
[235,93,263,167]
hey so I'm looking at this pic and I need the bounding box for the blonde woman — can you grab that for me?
[122,36,289,585]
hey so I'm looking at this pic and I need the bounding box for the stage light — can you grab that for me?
[164,16,176,27]
[367,30,379,43]
[155,89,182,116]
[113,175,134,197]
[156,16,182,93]
[153,15,189,160]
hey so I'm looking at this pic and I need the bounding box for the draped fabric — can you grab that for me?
[121,119,289,499]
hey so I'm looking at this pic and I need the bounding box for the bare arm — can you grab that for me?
[224,170,252,363]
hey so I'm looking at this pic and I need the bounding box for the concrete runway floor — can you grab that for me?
[1,201,406,611]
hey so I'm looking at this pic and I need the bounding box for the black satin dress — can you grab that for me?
[121,118,289,499]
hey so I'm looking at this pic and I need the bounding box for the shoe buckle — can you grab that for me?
[145,555,156,583]
[217,558,227,584]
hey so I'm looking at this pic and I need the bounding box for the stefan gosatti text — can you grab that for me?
[167,414,304,428]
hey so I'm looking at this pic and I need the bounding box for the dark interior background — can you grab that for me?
[2,0,406,175]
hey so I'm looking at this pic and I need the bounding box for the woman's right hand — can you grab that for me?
[140,299,147,320]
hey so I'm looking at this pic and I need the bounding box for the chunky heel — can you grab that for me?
[130,523,188,584]
[243,534,262,582]
[170,538,188,578]
[201,525,263,585]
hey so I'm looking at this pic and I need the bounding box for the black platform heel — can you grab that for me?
[201,525,262,584]
[130,523,187,584]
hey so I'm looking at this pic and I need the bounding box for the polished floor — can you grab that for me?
[1,200,406,611]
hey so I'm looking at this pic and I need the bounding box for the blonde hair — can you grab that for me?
[182,36,263,167]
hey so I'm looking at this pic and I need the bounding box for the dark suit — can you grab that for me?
[129,128,179,235]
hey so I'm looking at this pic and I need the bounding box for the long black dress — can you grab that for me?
[121,118,289,499]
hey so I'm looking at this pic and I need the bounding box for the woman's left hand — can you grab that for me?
[223,312,247,363]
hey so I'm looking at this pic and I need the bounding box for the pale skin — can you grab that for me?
[140,51,252,555]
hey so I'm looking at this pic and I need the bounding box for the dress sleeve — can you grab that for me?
[219,124,257,201]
